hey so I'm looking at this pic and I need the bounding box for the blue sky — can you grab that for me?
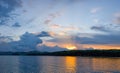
[0,0,120,51]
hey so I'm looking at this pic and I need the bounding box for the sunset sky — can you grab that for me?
[0,0,120,51]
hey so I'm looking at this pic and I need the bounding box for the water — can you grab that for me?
[0,56,120,73]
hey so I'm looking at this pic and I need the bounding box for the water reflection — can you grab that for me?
[76,57,93,72]
[65,57,76,73]
[18,56,40,73]
[0,56,19,73]
[92,58,120,72]
[0,56,120,73]
[37,56,67,73]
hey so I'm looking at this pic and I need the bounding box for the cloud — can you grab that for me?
[46,32,78,49]
[113,12,120,24]
[0,32,43,51]
[50,24,80,34]
[0,0,22,25]
[63,26,80,31]
[48,31,67,37]
[91,24,120,33]
[91,26,109,32]
[0,32,69,52]
[0,36,13,43]
[44,9,65,25]
[66,0,87,4]
[0,36,13,51]
[44,19,51,25]
[50,24,60,29]
[74,33,120,44]
[12,22,21,27]
[34,31,51,37]
[93,19,99,23]
[11,32,42,51]
[90,7,101,14]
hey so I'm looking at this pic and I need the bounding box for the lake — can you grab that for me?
[0,56,120,73]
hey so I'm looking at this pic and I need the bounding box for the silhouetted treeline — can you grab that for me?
[0,50,120,57]
[51,50,120,57]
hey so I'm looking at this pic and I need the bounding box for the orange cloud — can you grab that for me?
[43,40,120,50]
[48,30,68,37]
[50,24,60,29]
[49,31,56,36]
[63,26,80,31]
[49,24,80,35]
[82,44,120,50]
[44,8,65,25]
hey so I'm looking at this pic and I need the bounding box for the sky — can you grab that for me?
[0,0,120,51]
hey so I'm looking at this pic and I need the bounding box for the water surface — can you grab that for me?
[0,56,120,73]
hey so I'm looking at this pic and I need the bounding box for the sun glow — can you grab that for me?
[66,45,77,50]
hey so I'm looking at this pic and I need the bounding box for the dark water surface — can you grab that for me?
[0,56,120,73]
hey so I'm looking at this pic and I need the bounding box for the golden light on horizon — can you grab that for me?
[42,41,120,50]
[66,45,77,50]
[44,41,77,50]
[82,44,120,50]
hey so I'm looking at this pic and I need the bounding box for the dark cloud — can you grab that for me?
[0,32,68,52]
[0,31,69,52]
[0,36,13,51]
[0,32,43,51]
[0,36,13,43]
[35,31,51,37]
[74,33,120,44]
[10,32,42,51]
[12,22,21,27]
[0,31,53,51]
[91,26,109,32]
[91,24,120,33]
[47,37,61,43]
[0,0,22,25]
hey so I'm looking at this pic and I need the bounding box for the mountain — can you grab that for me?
[37,45,68,52]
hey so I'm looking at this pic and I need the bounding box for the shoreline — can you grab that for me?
[0,50,120,57]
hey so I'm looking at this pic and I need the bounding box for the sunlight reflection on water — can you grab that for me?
[0,56,120,73]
